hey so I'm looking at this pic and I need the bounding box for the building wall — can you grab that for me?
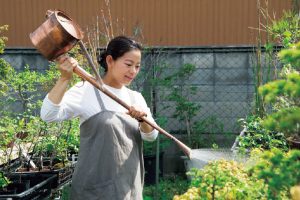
[0,0,292,47]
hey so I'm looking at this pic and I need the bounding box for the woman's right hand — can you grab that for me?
[48,55,79,104]
[55,55,78,81]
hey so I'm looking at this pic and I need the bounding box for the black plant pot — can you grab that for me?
[0,173,56,200]
[143,152,164,185]
[15,161,76,189]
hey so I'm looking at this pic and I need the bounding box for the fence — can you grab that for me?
[1,46,279,135]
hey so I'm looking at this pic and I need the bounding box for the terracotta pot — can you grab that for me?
[29,10,84,60]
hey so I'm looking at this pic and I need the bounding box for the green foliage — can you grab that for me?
[0,171,10,189]
[0,25,10,96]
[252,10,300,117]
[34,119,80,160]
[143,175,189,200]
[0,32,81,171]
[193,116,224,135]
[249,148,300,200]
[237,115,288,152]
[162,63,200,146]
[182,159,267,200]
[166,64,200,123]
[279,42,300,70]
[175,148,300,200]
[192,116,227,148]
[0,25,8,53]
[259,42,300,142]
[262,107,300,140]
[259,72,300,103]
[270,11,300,48]
[143,115,170,156]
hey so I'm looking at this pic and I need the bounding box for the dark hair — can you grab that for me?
[97,36,142,72]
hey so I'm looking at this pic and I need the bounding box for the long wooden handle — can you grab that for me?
[73,65,191,159]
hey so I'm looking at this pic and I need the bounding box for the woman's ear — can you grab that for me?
[106,55,114,68]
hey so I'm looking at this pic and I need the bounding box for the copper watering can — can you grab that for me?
[30,10,192,159]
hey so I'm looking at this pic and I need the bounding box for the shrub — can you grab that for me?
[180,159,267,200]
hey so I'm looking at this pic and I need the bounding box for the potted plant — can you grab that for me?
[0,170,56,199]
[0,27,80,191]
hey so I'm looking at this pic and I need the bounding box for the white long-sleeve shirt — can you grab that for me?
[40,81,158,141]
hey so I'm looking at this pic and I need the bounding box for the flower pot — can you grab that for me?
[0,172,56,199]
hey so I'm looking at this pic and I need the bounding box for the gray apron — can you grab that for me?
[70,87,144,200]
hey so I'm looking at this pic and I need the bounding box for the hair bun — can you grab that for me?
[97,50,108,71]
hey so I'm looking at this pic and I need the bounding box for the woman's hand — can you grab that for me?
[127,105,154,133]
[47,55,78,104]
[55,55,78,81]
[127,105,147,121]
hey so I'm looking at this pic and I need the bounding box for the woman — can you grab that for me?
[40,36,158,199]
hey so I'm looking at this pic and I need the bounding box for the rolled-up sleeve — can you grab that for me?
[140,129,158,142]
[135,92,159,142]
[40,82,85,122]
[40,95,72,122]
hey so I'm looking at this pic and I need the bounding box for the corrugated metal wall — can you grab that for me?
[0,0,292,47]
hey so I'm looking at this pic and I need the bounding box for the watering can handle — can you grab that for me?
[45,10,55,18]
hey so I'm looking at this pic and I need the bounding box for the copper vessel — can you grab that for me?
[29,10,84,60]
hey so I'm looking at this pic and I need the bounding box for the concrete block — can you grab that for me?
[183,53,214,68]
[189,85,214,102]
[189,68,214,84]
[213,102,250,118]
[215,85,249,102]
[216,53,248,68]
[215,68,248,85]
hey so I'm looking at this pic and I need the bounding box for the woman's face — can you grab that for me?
[106,49,141,88]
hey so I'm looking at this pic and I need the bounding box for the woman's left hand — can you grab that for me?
[127,105,147,122]
[127,105,154,133]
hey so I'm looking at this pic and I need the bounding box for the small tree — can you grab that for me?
[259,42,300,144]
[162,63,200,146]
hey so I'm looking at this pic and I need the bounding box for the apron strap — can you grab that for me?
[93,86,106,111]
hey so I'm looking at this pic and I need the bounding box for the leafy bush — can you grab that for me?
[143,175,189,200]
[237,115,288,152]
[175,148,299,200]
[249,148,300,200]
[178,159,267,200]
[259,42,300,142]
